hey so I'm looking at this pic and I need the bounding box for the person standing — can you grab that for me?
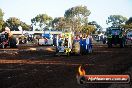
[86,35,93,53]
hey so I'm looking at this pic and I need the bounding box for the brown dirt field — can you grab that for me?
[0,44,132,88]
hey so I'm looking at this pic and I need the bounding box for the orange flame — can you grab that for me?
[78,66,86,76]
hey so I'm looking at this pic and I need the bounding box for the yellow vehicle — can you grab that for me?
[55,32,92,56]
[56,32,73,56]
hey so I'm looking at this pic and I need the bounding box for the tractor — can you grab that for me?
[0,27,17,48]
[56,32,73,56]
[55,32,93,56]
[106,26,126,48]
[0,33,9,48]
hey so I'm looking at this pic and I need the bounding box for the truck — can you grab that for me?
[106,26,126,48]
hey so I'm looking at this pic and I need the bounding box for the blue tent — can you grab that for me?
[42,34,51,39]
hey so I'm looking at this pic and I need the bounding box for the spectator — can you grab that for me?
[45,38,48,44]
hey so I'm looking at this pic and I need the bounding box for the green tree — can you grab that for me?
[52,17,66,31]
[64,5,91,32]
[6,17,21,31]
[88,21,103,33]
[126,17,132,30]
[82,24,95,35]
[126,17,132,25]
[31,14,53,31]
[106,15,128,27]
[0,8,4,32]
[120,17,132,31]
[20,21,30,31]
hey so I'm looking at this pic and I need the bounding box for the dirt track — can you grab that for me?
[0,44,132,88]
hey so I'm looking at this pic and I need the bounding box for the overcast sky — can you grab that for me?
[0,0,132,28]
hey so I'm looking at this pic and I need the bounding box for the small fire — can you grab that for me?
[78,66,86,76]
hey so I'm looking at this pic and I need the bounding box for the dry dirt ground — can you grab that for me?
[0,44,132,88]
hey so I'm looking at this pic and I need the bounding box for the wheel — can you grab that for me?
[0,44,5,49]
[0,43,8,49]
[108,44,112,48]
[88,45,93,53]
[9,37,17,48]
[107,38,112,48]
[66,48,71,56]
[67,52,70,56]
[73,42,80,55]
[107,41,112,48]
[56,46,59,53]
[120,41,125,48]
[119,38,125,48]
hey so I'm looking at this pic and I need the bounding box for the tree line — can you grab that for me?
[0,9,31,31]
[0,5,132,33]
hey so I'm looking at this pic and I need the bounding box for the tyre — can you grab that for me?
[67,52,70,56]
[120,40,125,48]
[73,42,80,55]
[0,43,8,49]
[9,37,17,48]
[108,44,112,48]
[88,45,93,53]
[107,41,112,48]
[0,44,5,49]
